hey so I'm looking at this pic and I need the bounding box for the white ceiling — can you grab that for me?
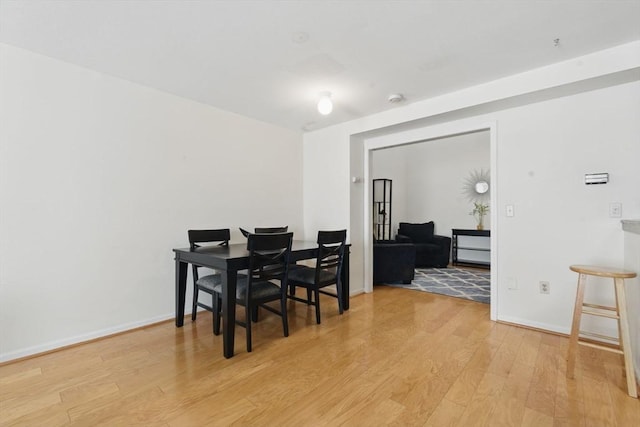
[1,0,639,132]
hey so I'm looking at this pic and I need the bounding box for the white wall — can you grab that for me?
[372,131,490,237]
[493,81,639,334]
[0,44,303,362]
[303,42,640,358]
[302,125,350,235]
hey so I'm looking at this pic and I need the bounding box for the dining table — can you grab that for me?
[173,240,350,358]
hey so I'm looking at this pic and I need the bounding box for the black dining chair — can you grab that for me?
[213,232,293,352]
[240,227,293,290]
[287,230,347,324]
[240,226,288,237]
[188,229,230,324]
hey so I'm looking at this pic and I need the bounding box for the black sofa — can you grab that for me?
[373,241,416,284]
[395,222,451,268]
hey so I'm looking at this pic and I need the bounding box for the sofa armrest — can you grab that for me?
[430,235,452,256]
[429,234,451,243]
[373,243,416,284]
[395,234,413,243]
[411,235,452,268]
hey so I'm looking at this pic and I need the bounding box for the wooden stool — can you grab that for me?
[567,265,638,398]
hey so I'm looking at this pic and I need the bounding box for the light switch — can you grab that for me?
[609,202,622,218]
[506,205,515,217]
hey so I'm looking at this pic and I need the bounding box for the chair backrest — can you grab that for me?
[254,226,288,233]
[188,229,231,250]
[245,232,294,301]
[397,222,434,243]
[315,230,347,284]
[240,226,288,238]
[187,229,230,281]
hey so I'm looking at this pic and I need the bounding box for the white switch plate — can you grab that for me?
[609,202,622,218]
[506,205,515,217]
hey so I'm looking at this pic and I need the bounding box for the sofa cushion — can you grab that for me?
[398,222,434,243]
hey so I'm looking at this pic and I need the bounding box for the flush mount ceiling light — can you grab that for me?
[388,93,404,103]
[317,91,333,115]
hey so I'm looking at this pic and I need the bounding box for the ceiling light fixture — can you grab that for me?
[317,91,333,115]
[388,93,404,103]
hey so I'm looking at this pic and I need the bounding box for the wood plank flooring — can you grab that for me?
[1,286,638,426]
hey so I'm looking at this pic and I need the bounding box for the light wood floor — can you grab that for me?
[1,287,638,426]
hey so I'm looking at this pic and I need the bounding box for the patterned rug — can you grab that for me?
[385,267,490,304]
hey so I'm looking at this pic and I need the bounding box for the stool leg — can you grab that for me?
[614,277,638,398]
[567,273,587,379]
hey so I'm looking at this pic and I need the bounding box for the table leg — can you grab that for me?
[342,248,350,310]
[175,258,188,327]
[222,269,238,358]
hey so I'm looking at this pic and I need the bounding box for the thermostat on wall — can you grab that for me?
[585,173,609,185]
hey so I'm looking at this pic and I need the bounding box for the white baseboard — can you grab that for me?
[0,313,176,363]
[498,314,621,341]
[497,315,570,335]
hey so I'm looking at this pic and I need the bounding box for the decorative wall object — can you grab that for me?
[463,168,490,203]
[463,169,490,229]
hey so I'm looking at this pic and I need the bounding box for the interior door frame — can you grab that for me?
[361,118,498,320]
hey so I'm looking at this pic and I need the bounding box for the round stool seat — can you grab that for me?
[569,264,637,279]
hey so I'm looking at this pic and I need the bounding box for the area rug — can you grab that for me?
[385,267,490,304]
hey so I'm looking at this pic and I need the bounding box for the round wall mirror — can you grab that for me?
[475,181,489,194]
[463,169,490,202]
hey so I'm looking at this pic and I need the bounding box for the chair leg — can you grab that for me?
[245,305,252,353]
[191,287,199,321]
[252,306,259,323]
[314,287,321,324]
[212,294,221,336]
[567,273,586,379]
[281,296,289,337]
[306,288,313,303]
[614,277,638,398]
[336,280,344,315]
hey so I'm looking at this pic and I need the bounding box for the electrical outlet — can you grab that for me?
[539,281,550,294]
[507,277,518,290]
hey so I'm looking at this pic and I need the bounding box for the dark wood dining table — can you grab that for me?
[173,240,350,358]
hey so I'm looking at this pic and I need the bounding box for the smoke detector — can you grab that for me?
[388,93,404,103]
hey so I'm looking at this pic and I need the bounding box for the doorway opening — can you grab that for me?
[353,119,498,320]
